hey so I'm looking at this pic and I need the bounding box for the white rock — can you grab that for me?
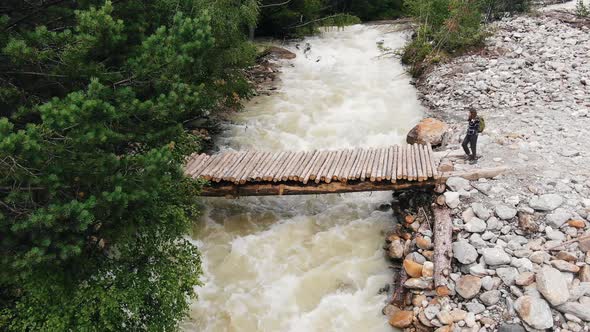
[464,217,487,233]
[495,204,517,220]
[482,248,511,266]
[445,191,461,209]
[529,194,564,211]
[514,296,554,330]
[472,203,491,220]
[447,177,471,192]
[453,240,478,265]
[536,266,570,306]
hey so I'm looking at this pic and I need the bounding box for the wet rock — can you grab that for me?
[265,46,297,59]
[403,259,424,278]
[514,295,553,330]
[452,240,478,264]
[483,247,512,266]
[536,265,570,306]
[389,239,404,259]
[422,261,434,278]
[447,177,471,192]
[406,117,449,146]
[480,290,501,306]
[456,275,482,299]
[404,277,433,289]
[529,194,563,211]
[495,204,517,220]
[551,259,580,273]
[389,310,414,328]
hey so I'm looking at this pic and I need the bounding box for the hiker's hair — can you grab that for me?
[468,108,477,120]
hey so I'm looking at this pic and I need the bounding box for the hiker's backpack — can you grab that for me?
[478,117,485,133]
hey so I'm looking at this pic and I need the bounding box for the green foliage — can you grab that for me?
[481,0,530,21]
[576,0,590,17]
[257,0,400,37]
[1,0,256,330]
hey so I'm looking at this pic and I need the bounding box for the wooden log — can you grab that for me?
[418,144,427,181]
[304,151,328,184]
[423,145,433,179]
[375,147,386,182]
[316,151,336,183]
[193,155,216,178]
[308,151,329,181]
[236,151,264,184]
[200,154,225,180]
[396,145,403,180]
[213,152,240,182]
[272,152,295,182]
[249,151,273,181]
[407,144,414,181]
[432,205,453,297]
[185,153,205,175]
[265,152,287,181]
[292,151,316,181]
[325,150,344,184]
[369,148,382,182]
[187,154,209,176]
[225,151,253,182]
[411,145,421,182]
[299,151,321,183]
[257,152,280,181]
[351,148,367,180]
[208,152,235,181]
[391,146,398,183]
[332,149,351,181]
[441,166,508,181]
[200,178,438,197]
[416,144,426,181]
[281,151,305,181]
[359,148,373,181]
[385,146,394,181]
[340,149,359,182]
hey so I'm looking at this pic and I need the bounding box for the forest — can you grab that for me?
[0,0,528,330]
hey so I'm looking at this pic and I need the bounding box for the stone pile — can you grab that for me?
[404,8,590,332]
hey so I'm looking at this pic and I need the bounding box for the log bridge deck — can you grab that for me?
[185,143,442,197]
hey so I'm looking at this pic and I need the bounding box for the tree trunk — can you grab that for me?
[432,205,453,297]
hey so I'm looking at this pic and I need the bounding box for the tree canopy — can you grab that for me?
[0,0,257,330]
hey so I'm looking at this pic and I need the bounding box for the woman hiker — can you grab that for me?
[462,108,484,163]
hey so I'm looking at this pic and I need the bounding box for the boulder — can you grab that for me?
[265,46,296,59]
[406,118,449,146]
[514,296,553,330]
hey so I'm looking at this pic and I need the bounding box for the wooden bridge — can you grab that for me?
[185,143,444,197]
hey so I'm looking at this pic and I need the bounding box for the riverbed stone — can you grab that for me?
[529,194,563,211]
[497,267,519,286]
[472,203,491,220]
[551,260,580,273]
[536,265,570,306]
[495,204,517,220]
[444,191,460,208]
[405,277,432,290]
[403,259,424,278]
[483,247,511,266]
[515,272,535,286]
[422,261,434,278]
[456,275,482,299]
[464,217,487,233]
[447,177,471,192]
[452,240,478,264]
[389,310,414,328]
[480,290,501,306]
[514,296,554,330]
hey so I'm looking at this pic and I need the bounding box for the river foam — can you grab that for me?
[183,24,423,332]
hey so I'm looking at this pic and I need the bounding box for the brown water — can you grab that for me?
[182,24,423,332]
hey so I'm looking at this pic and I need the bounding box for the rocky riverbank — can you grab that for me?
[386,5,590,332]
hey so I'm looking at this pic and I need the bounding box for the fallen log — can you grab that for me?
[432,205,452,297]
[440,166,508,181]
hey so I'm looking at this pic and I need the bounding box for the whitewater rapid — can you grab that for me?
[183,24,424,332]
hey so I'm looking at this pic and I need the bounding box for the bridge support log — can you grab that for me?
[432,205,453,297]
[200,179,438,197]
